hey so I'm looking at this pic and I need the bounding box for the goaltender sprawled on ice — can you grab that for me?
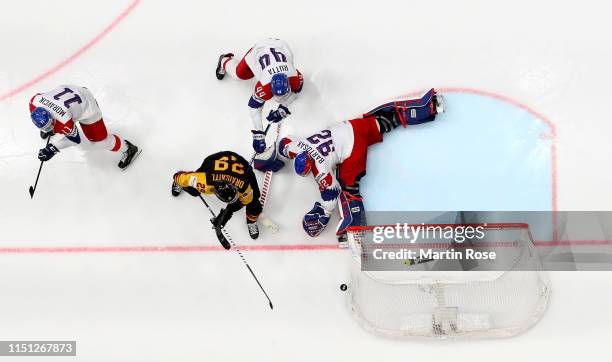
[255,88,445,243]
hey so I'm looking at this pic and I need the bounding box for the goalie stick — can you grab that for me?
[198,195,274,310]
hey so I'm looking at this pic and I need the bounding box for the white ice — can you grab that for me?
[1,0,611,361]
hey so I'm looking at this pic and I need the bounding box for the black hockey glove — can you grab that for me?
[266,105,291,123]
[183,186,200,197]
[40,129,54,139]
[38,143,59,162]
[211,208,234,230]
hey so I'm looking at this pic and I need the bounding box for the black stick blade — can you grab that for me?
[269,301,274,310]
[28,186,35,198]
[215,227,231,250]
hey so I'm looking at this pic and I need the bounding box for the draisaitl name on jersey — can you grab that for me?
[372,248,497,261]
[212,173,245,189]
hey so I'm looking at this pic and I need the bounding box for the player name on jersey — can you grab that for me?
[268,65,289,76]
[37,97,68,117]
[211,173,246,189]
[296,140,327,165]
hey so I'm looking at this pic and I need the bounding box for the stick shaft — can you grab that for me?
[197,195,274,309]
[29,137,51,198]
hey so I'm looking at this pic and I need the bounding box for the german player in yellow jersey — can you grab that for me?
[172,151,263,247]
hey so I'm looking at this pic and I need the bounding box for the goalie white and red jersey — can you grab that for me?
[279,117,383,212]
[29,85,125,152]
[223,38,304,131]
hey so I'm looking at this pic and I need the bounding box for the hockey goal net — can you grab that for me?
[345,223,550,339]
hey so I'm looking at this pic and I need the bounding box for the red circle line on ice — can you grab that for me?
[0,0,559,252]
[0,0,142,102]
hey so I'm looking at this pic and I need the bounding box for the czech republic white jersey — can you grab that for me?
[29,85,101,124]
[282,121,355,211]
[244,38,297,87]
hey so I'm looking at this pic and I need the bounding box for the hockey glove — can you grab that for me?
[172,171,200,197]
[252,130,266,154]
[40,129,54,139]
[211,208,234,230]
[302,202,331,237]
[183,187,200,197]
[266,105,291,123]
[38,143,59,162]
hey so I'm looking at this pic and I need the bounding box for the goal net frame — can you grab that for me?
[344,222,551,339]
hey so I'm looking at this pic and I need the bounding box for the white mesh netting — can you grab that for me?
[345,224,551,338]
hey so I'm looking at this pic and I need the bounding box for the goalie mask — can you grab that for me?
[214,182,238,204]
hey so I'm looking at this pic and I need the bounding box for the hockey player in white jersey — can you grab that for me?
[276,89,445,240]
[215,38,304,154]
[29,85,140,169]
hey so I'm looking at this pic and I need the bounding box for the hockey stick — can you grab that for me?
[259,123,281,208]
[255,122,282,232]
[28,137,51,199]
[198,195,274,310]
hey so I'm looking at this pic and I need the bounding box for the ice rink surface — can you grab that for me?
[1,0,611,360]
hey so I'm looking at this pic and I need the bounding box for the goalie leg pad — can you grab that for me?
[336,191,366,235]
[365,88,438,129]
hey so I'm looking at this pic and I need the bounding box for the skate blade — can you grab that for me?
[120,149,142,172]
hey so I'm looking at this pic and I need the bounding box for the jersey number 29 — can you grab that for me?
[214,156,245,175]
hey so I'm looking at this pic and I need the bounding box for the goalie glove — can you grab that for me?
[302,202,331,237]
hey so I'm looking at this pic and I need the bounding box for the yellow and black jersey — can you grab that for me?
[174,151,260,208]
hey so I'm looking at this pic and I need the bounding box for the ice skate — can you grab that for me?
[215,53,234,80]
[118,140,141,170]
[247,221,259,240]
